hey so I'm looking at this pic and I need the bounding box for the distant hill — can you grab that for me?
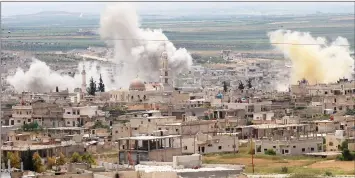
[2,11,99,27]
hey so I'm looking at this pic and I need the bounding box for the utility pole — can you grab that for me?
[249,129,255,174]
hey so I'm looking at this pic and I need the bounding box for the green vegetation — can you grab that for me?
[87,77,96,96]
[6,152,21,169]
[21,122,42,131]
[92,120,110,130]
[70,152,96,165]
[82,153,96,165]
[203,144,354,175]
[4,13,353,53]
[33,152,45,173]
[264,149,276,155]
[281,166,288,173]
[97,74,105,92]
[71,152,83,163]
[337,140,355,161]
[345,108,355,115]
[47,157,56,169]
[238,81,245,91]
[325,171,334,177]
[56,152,66,166]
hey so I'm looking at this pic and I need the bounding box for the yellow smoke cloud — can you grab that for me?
[268,30,354,84]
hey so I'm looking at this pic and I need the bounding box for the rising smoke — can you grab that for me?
[99,3,193,86]
[268,29,354,85]
[7,59,116,93]
[7,3,193,93]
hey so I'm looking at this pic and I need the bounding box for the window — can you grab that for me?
[311,147,314,151]
[208,144,212,147]
[302,148,305,152]
[184,146,187,150]
[285,150,289,154]
[329,142,334,146]
[218,146,222,150]
[176,129,179,132]
[158,128,161,130]
[115,131,118,134]
[67,121,70,125]
[134,128,138,130]
[67,112,70,114]
[17,120,21,123]
[264,149,267,152]
[148,119,151,122]
[273,146,276,148]
[293,146,296,148]
[28,119,31,122]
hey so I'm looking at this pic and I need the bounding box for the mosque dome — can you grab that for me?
[129,78,146,91]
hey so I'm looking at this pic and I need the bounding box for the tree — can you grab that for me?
[71,152,82,163]
[47,157,56,169]
[87,77,96,96]
[82,153,96,165]
[340,149,353,161]
[340,140,348,151]
[97,74,105,92]
[247,79,252,89]
[7,152,21,169]
[32,152,45,173]
[55,86,59,92]
[22,148,34,171]
[56,152,66,166]
[238,81,245,91]
[222,81,228,93]
[22,122,41,131]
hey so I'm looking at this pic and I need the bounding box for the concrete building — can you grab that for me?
[255,138,323,155]
[117,135,182,163]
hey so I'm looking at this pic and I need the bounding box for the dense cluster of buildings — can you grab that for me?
[1,49,355,178]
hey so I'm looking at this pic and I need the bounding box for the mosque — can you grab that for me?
[108,50,174,103]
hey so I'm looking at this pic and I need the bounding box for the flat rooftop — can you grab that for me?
[47,127,85,130]
[117,135,181,141]
[237,124,308,129]
[1,141,78,151]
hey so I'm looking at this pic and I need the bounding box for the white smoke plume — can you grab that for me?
[7,59,117,93]
[268,29,354,85]
[7,3,193,93]
[99,3,193,86]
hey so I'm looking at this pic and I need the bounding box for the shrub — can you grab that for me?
[281,166,288,173]
[71,152,82,163]
[56,153,66,166]
[325,171,333,177]
[265,149,276,155]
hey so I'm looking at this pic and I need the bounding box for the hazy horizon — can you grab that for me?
[2,2,354,17]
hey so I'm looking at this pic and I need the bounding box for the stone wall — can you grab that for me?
[172,154,202,169]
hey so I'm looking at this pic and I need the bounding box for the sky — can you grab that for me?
[2,2,354,16]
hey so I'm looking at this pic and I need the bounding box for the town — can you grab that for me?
[1,2,355,178]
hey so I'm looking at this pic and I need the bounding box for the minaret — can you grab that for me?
[81,64,86,92]
[160,49,173,91]
[80,64,86,100]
